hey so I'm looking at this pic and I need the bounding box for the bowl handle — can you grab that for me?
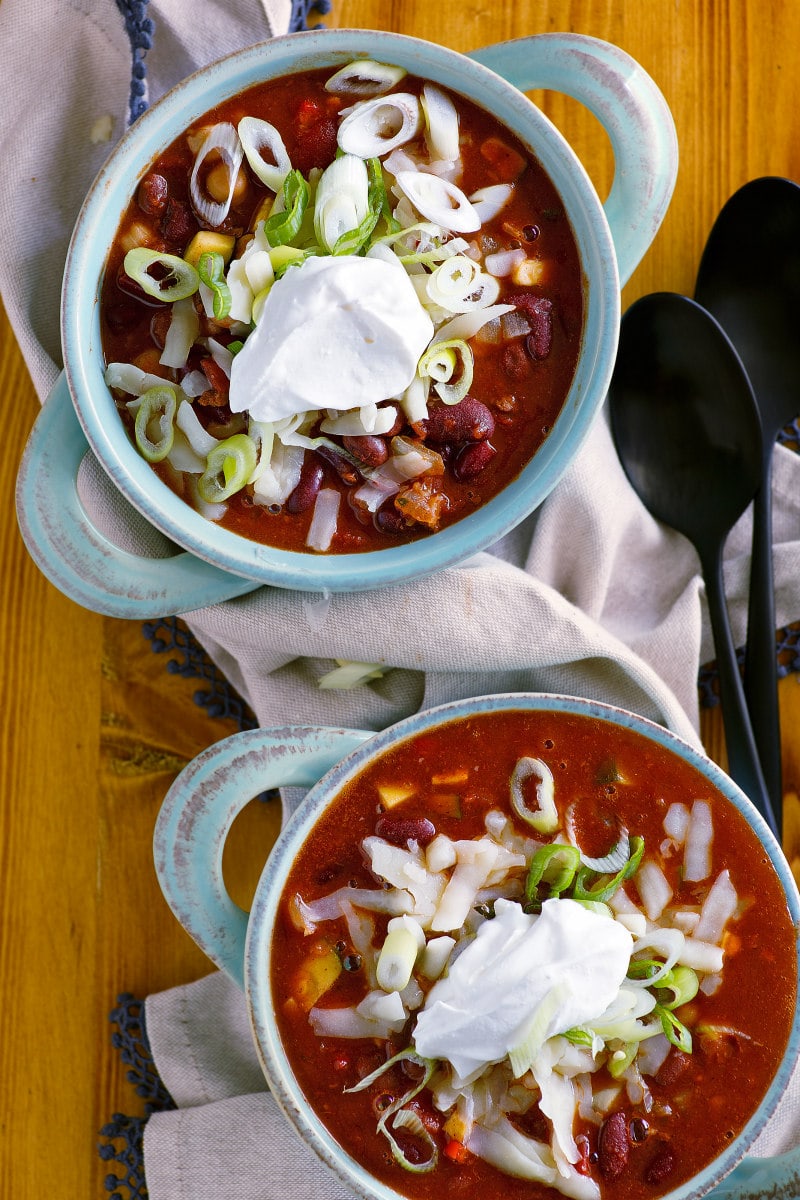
[14,371,262,618]
[704,1146,800,1197]
[153,724,373,989]
[469,33,678,287]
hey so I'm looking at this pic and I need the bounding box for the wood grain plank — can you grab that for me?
[2,5,799,1197]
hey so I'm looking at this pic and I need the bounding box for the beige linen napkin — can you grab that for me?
[3,2,800,1197]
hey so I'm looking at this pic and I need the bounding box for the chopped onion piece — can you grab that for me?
[678,938,725,974]
[105,362,177,397]
[176,399,218,457]
[338,93,421,158]
[321,404,398,437]
[181,369,211,398]
[469,183,514,222]
[684,800,713,881]
[206,337,234,379]
[395,170,481,233]
[509,757,557,834]
[159,297,199,369]
[237,116,291,192]
[500,309,532,339]
[421,83,460,162]
[325,59,407,97]
[636,859,674,921]
[485,248,527,278]
[309,1006,388,1039]
[252,441,304,506]
[189,122,244,227]
[318,660,386,690]
[306,488,341,552]
[694,870,738,943]
[664,801,690,842]
[432,303,514,344]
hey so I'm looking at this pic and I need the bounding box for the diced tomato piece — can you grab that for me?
[296,97,323,133]
[444,1139,470,1164]
[480,136,527,182]
[200,356,230,398]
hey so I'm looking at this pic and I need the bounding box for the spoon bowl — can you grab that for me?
[695,176,800,823]
[608,291,778,837]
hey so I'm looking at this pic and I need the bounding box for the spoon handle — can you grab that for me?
[744,454,783,832]
[701,543,780,839]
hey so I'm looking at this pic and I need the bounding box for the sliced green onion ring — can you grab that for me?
[197,433,258,504]
[189,122,244,227]
[123,248,200,302]
[237,116,291,192]
[325,59,407,97]
[656,964,699,1010]
[265,170,310,247]
[337,93,421,158]
[418,337,473,405]
[197,251,232,319]
[314,154,369,253]
[395,170,481,234]
[332,158,387,255]
[421,83,460,162]
[579,827,631,873]
[572,836,645,904]
[524,843,581,906]
[654,1003,693,1053]
[134,385,177,462]
[381,1108,438,1174]
[509,756,558,834]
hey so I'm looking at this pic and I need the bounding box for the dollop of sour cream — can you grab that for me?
[413,898,633,1079]
[228,254,434,423]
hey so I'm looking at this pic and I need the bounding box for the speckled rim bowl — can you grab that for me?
[58,29,677,596]
[155,693,800,1200]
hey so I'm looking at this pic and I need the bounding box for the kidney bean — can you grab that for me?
[104,300,142,334]
[342,435,389,468]
[161,197,196,245]
[645,1144,676,1186]
[453,440,497,481]
[597,1112,630,1180]
[421,396,495,446]
[137,172,169,216]
[286,459,324,514]
[654,1048,691,1086]
[374,506,408,534]
[501,341,530,380]
[506,292,554,360]
[316,444,361,486]
[375,814,436,846]
[149,308,173,349]
[116,265,165,307]
[526,298,553,359]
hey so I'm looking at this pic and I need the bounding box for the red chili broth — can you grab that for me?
[271,709,797,1200]
[100,68,584,553]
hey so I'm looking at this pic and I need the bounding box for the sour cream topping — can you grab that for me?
[228,254,434,422]
[413,897,633,1079]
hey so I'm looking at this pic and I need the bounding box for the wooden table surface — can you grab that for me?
[2,1,800,1195]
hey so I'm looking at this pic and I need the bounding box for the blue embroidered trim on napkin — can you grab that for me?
[115,0,333,125]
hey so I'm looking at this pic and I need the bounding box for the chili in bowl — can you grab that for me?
[155,694,800,1200]
[57,29,677,596]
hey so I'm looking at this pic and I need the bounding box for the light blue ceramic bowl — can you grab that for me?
[17,30,677,616]
[155,693,800,1200]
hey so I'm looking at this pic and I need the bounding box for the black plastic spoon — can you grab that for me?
[695,176,800,831]
[608,292,779,839]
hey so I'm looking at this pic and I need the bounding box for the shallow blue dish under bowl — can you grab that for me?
[18,29,677,616]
